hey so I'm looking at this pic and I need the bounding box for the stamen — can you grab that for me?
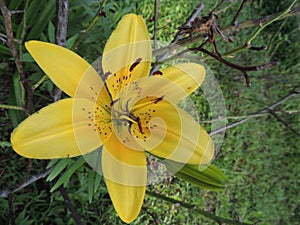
[153,70,163,76]
[104,71,112,80]
[110,98,120,106]
[137,116,144,134]
[153,95,165,104]
[119,115,137,124]
[129,58,142,72]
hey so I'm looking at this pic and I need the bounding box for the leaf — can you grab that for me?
[88,169,94,203]
[66,34,79,49]
[8,73,26,127]
[46,158,73,181]
[165,160,227,191]
[48,21,55,43]
[50,157,86,192]
[21,53,34,62]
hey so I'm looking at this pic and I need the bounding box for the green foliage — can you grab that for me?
[165,161,227,191]
[0,0,299,224]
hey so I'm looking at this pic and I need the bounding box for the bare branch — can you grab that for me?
[0,0,32,114]
[269,111,300,137]
[191,47,278,86]
[147,190,254,225]
[0,167,53,198]
[210,88,299,135]
[53,0,69,102]
[231,0,249,26]
[8,194,16,225]
[59,186,84,225]
[153,0,160,50]
[151,2,205,75]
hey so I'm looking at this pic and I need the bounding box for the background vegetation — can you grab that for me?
[0,0,299,224]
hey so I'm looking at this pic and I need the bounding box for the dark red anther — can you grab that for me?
[153,70,163,76]
[129,58,142,72]
[153,95,164,104]
[137,116,144,134]
[104,71,112,80]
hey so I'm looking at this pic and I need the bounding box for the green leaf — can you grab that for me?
[48,21,55,43]
[66,34,79,49]
[46,158,73,182]
[50,157,86,192]
[88,170,94,203]
[21,53,34,62]
[8,73,26,127]
[165,160,227,191]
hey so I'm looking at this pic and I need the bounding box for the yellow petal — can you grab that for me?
[102,14,152,99]
[102,133,146,223]
[25,41,107,99]
[158,63,206,102]
[11,98,106,159]
[131,99,214,165]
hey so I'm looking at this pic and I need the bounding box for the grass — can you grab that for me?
[1,0,299,224]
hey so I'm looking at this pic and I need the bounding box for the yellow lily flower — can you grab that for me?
[11,14,214,223]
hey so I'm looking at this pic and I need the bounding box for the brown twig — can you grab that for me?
[56,0,68,47]
[8,194,16,225]
[0,0,32,114]
[231,0,249,26]
[210,88,299,135]
[153,0,160,50]
[147,190,254,225]
[227,6,300,34]
[59,186,84,225]
[191,47,278,86]
[53,0,69,102]
[269,111,300,137]
[0,167,53,198]
[151,2,205,75]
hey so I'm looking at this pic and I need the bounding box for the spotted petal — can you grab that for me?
[158,63,206,102]
[102,14,152,99]
[102,133,146,223]
[131,99,214,165]
[11,98,105,158]
[25,41,109,101]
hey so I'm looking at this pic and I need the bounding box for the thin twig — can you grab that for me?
[0,167,53,198]
[210,88,299,135]
[151,2,205,75]
[200,109,300,123]
[56,0,69,47]
[8,194,16,225]
[0,0,32,114]
[72,0,107,50]
[147,190,253,225]
[59,186,84,225]
[53,0,69,102]
[193,47,278,86]
[269,111,300,137]
[172,2,204,44]
[231,0,249,26]
[224,0,297,57]
[153,0,160,50]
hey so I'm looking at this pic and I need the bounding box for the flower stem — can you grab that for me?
[146,190,254,225]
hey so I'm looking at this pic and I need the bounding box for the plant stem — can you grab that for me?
[147,190,253,225]
[0,0,32,114]
[210,88,299,135]
[0,104,25,111]
[72,0,107,50]
[223,0,297,57]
